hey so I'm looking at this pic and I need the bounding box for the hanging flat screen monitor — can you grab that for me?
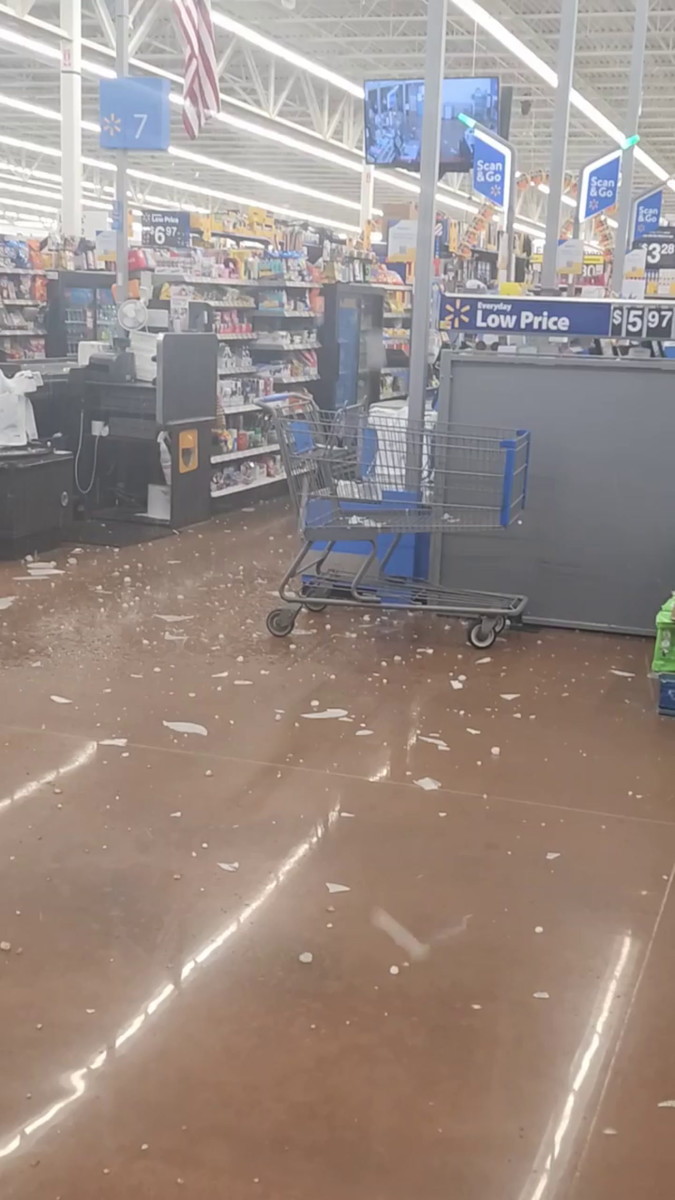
[363,76,500,171]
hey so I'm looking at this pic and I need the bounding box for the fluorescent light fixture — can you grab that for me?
[448,0,668,185]
[0,194,58,213]
[538,183,576,209]
[514,220,547,237]
[211,10,364,99]
[0,133,61,158]
[622,134,640,150]
[185,99,364,174]
[169,144,377,214]
[458,112,476,129]
[0,91,60,122]
[123,166,359,232]
[0,24,60,59]
[0,4,66,39]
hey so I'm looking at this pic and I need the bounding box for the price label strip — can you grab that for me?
[611,304,675,339]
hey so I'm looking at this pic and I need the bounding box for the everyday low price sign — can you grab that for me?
[141,210,191,248]
[438,294,675,340]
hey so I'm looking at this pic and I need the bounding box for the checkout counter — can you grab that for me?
[0,333,217,557]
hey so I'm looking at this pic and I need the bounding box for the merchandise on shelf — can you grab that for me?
[211,452,284,497]
[380,368,409,400]
[254,330,319,350]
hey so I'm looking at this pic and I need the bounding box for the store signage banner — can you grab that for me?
[472,131,509,210]
[633,189,662,240]
[578,150,621,222]
[621,247,647,300]
[439,294,611,336]
[141,210,191,248]
[438,293,675,339]
[555,238,584,275]
[99,77,171,151]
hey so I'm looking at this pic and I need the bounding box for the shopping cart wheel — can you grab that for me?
[266,607,296,638]
[494,616,507,635]
[300,584,329,613]
[467,618,498,650]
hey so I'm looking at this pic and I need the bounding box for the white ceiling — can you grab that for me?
[0,0,671,235]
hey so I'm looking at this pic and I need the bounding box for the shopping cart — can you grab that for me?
[258,393,531,649]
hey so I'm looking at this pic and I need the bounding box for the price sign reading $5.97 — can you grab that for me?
[611,304,675,339]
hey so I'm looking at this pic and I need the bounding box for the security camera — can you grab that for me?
[521,98,532,116]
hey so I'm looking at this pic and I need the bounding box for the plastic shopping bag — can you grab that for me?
[0,370,39,446]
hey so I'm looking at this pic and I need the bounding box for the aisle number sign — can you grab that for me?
[438,293,675,339]
[578,149,621,222]
[141,210,191,248]
[99,77,170,151]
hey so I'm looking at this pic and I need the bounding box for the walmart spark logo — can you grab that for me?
[440,297,472,330]
[102,113,122,137]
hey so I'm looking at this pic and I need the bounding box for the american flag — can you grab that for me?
[173,0,220,140]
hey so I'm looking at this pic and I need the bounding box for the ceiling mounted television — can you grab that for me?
[363,76,500,172]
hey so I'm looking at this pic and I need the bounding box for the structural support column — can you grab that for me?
[115,0,130,303]
[613,0,649,292]
[60,0,81,239]
[359,164,375,244]
[408,0,448,436]
[541,0,578,289]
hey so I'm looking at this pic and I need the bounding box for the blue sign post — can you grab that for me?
[99,77,171,151]
[578,149,621,222]
[632,187,663,240]
[472,129,510,211]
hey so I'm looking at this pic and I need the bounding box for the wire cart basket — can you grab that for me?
[258,394,531,649]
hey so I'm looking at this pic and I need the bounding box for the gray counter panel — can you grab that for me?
[435,352,675,634]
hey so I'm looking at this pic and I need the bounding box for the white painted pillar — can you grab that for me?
[60,0,82,238]
[359,164,375,240]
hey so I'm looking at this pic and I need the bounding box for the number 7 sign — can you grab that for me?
[99,77,170,151]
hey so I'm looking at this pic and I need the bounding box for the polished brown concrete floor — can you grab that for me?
[0,502,674,1198]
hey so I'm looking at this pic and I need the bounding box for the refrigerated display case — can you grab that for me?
[45,270,116,358]
[316,283,385,411]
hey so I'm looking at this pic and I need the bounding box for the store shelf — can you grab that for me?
[218,367,258,377]
[1,299,39,306]
[0,268,45,276]
[0,329,44,336]
[190,300,256,310]
[219,402,262,416]
[216,332,257,341]
[250,280,315,289]
[211,471,286,498]
[383,312,412,321]
[159,277,315,289]
[254,310,316,319]
[255,340,319,351]
[211,442,280,464]
[273,373,319,385]
[380,392,408,401]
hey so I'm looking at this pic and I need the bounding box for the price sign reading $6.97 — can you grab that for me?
[141,210,191,249]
